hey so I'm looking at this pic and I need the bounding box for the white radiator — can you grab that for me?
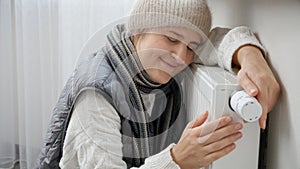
[184,65,261,169]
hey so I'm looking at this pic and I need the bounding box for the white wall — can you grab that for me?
[209,0,300,168]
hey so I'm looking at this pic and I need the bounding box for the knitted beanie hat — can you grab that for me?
[127,0,212,37]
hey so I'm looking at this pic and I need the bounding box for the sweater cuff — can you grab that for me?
[219,26,267,72]
[141,143,180,169]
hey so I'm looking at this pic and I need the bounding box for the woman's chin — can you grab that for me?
[151,71,172,84]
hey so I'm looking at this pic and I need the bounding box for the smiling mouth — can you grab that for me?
[159,57,177,69]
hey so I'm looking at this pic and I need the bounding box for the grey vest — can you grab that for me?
[35,25,187,168]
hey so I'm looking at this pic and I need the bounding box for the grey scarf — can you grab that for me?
[106,24,183,167]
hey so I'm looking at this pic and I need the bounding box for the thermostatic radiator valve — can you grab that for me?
[230,90,262,122]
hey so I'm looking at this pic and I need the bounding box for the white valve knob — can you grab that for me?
[230,90,262,122]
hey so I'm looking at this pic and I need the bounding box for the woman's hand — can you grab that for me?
[171,111,243,169]
[234,45,280,129]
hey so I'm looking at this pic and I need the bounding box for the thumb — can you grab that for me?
[238,72,259,97]
[190,110,209,128]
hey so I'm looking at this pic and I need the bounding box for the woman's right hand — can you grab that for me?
[171,111,243,169]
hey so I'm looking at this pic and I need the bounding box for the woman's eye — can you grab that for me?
[166,36,178,43]
[188,43,201,51]
[187,45,197,51]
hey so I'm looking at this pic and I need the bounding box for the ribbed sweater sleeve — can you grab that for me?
[194,26,266,72]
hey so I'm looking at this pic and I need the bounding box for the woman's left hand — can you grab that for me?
[234,45,280,129]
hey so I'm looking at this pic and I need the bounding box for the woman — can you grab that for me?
[36,0,280,168]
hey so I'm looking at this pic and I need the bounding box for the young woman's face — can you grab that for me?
[134,27,202,84]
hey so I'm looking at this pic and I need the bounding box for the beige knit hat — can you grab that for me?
[127,0,212,37]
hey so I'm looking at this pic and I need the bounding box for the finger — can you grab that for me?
[203,132,242,154]
[193,115,232,138]
[259,113,268,129]
[256,94,269,129]
[202,143,236,165]
[238,71,259,97]
[200,122,243,145]
[188,111,209,129]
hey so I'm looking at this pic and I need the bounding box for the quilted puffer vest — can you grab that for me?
[35,40,187,168]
